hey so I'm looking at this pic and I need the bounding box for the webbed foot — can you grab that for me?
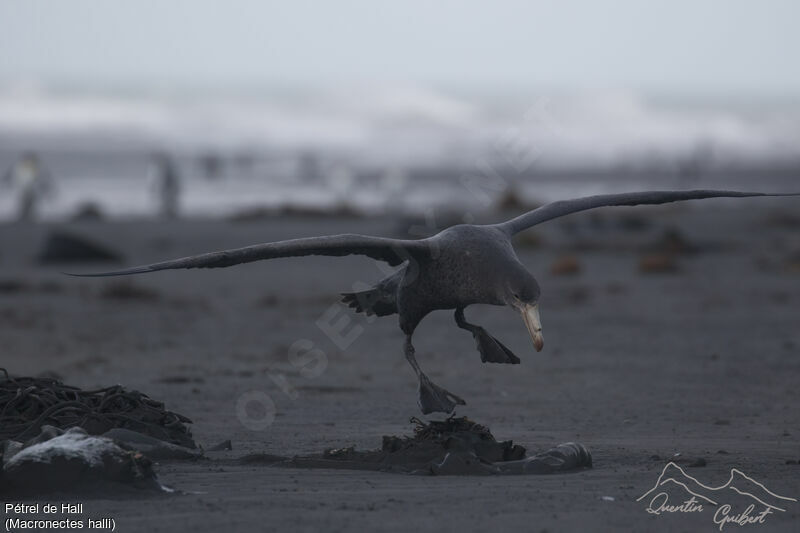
[418,376,466,414]
[473,328,520,364]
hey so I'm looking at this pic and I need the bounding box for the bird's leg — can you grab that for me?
[455,308,520,364]
[404,334,466,415]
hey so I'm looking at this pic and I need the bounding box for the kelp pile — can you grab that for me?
[0,369,195,449]
[244,415,591,475]
[380,415,527,463]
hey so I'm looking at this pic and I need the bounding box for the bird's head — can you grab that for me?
[503,269,544,352]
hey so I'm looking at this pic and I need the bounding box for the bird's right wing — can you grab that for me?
[67,234,429,277]
[494,190,800,236]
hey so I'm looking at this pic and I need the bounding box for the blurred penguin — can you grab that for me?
[198,151,223,180]
[327,164,356,213]
[1,152,55,221]
[297,151,322,182]
[149,152,182,219]
[380,167,409,213]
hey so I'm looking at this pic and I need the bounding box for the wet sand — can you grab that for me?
[1,202,799,532]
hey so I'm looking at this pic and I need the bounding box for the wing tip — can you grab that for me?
[62,271,120,278]
[499,189,800,235]
[61,266,154,277]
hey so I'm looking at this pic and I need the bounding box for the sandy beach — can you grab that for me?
[3,1,800,530]
[1,200,798,532]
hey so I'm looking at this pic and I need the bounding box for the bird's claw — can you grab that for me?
[417,376,466,415]
[474,328,520,364]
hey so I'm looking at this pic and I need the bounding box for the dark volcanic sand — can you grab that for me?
[1,202,799,532]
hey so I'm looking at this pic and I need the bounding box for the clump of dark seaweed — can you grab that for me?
[244,415,589,475]
[410,415,493,442]
[0,369,195,449]
[381,414,526,463]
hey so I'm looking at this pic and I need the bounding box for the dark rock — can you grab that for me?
[550,255,582,276]
[71,202,106,221]
[764,211,800,229]
[0,279,32,293]
[617,214,651,231]
[208,440,232,452]
[494,187,542,213]
[672,454,707,467]
[99,282,160,301]
[38,232,122,263]
[639,253,679,274]
[647,227,699,255]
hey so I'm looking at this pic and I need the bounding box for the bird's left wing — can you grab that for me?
[67,234,429,277]
[494,190,800,236]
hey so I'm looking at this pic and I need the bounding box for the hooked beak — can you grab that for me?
[520,303,544,352]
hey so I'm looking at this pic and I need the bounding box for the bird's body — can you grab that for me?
[71,190,799,414]
[392,225,517,330]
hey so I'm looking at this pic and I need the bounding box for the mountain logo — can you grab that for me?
[637,462,797,530]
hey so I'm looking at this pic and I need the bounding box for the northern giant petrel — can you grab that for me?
[71,190,798,414]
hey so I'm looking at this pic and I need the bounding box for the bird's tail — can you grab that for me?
[340,287,397,317]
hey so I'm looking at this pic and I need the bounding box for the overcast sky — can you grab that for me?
[0,0,797,95]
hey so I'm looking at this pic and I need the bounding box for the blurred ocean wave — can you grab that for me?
[1,83,798,221]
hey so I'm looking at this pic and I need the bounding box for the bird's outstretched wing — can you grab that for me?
[68,234,429,277]
[495,190,800,236]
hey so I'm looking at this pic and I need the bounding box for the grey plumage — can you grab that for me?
[495,189,796,235]
[69,189,799,414]
[74,234,427,275]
